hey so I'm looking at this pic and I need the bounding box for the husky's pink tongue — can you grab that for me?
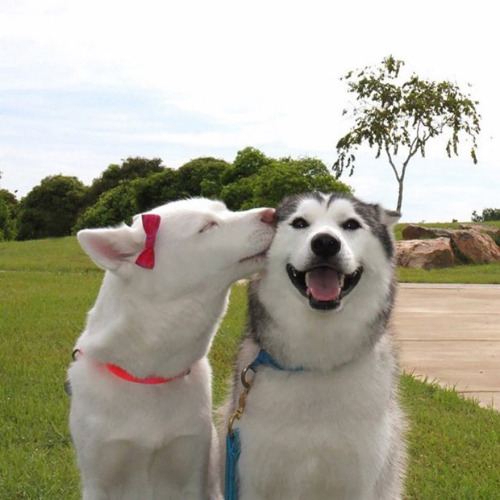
[306,268,341,301]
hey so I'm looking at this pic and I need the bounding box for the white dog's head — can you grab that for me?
[265,192,399,312]
[77,198,276,297]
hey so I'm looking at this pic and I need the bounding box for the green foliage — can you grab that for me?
[220,151,351,210]
[472,207,500,222]
[175,157,231,199]
[74,182,139,230]
[250,157,351,209]
[334,55,481,212]
[133,169,182,212]
[76,157,234,229]
[76,149,350,229]
[87,157,165,205]
[16,175,88,241]
[233,147,271,174]
[0,189,19,241]
[13,149,351,237]
[220,177,256,210]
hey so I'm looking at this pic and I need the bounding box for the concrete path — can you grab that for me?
[393,283,500,411]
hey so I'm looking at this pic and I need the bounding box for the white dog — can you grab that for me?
[220,192,406,499]
[68,198,275,500]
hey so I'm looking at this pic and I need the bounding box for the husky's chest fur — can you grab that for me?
[220,192,406,500]
[233,335,401,500]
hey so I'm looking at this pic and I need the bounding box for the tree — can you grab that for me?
[75,149,352,230]
[251,157,351,208]
[221,147,272,185]
[0,189,19,240]
[175,157,231,199]
[220,152,351,210]
[133,169,181,213]
[17,175,88,240]
[333,55,481,213]
[74,182,139,230]
[87,157,165,205]
[471,208,500,222]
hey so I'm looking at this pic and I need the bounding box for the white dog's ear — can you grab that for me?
[77,225,143,271]
[379,208,401,228]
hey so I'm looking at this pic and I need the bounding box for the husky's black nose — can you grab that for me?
[311,233,341,257]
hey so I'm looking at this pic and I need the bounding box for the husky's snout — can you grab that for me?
[310,233,340,258]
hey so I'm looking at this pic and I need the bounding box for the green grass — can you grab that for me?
[398,262,500,284]
[1,237,499,498]
[401,375,500,498]
[0,236,98,273]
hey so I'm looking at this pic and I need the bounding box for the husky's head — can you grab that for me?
[265,192,399,312]
[77,198,276,297]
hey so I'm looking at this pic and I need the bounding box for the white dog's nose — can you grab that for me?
[260,208,276,226]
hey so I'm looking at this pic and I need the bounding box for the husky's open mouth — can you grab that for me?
[286,264,363,310]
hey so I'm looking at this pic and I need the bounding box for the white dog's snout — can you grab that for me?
[258,208,276,227]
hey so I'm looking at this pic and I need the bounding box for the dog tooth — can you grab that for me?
[305,272,310,287]
[338,274,345,288]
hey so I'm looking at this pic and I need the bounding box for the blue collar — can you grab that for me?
[249,349,305,373]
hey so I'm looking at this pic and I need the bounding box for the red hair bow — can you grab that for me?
[135,214,161,269]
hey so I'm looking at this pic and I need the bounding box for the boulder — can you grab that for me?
[459,223,500,235]
[402,224,454,240]
[450,230,500,264]
[396,238,455,270]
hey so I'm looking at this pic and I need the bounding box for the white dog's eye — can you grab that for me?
[342,218,361,231]
[290,217,309,229]
[199,220,218,233]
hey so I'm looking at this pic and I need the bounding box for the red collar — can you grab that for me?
[72,349,190,385]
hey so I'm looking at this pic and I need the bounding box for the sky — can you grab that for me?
[0,0,498,222]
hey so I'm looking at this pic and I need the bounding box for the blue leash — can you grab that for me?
[224,349,303,500]
[225,428,241,500]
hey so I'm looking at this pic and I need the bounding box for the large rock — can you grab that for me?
[402,224,454,240]
[396,238,455,270]
[400,224,500,267]
[459,223,500,235]
[450,230,500,264]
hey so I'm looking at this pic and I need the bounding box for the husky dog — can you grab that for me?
[68,198,275,500]
[220,192,406,499]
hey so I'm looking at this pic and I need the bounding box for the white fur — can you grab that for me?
[220,194,406,499]
[68,198,275,500]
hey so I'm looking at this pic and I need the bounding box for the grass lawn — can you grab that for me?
[1,236,499,498]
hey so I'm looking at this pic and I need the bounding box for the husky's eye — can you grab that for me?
[290,217,309,229]
[199,220,218,233]
[342,219,361,231]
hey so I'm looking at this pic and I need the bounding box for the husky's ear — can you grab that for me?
[77,224,143,271]
[379,208,401,228]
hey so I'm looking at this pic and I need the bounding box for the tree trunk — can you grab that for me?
[396,179,404,214]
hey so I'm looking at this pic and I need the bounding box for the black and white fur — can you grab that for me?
[219,192,407,499]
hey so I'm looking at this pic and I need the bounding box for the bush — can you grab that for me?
[74,182,138,230]
[471,208,500,222]
[0,190,18,241]
[17,176,88,240]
